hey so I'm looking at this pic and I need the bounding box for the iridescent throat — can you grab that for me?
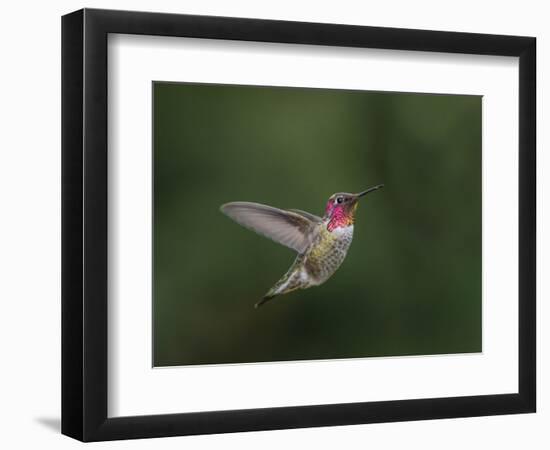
[327,207,354,232]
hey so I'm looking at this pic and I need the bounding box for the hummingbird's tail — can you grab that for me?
[254,294,276,309]
[255,257,307,308]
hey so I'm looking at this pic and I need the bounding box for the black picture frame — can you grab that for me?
[61,8,536,442]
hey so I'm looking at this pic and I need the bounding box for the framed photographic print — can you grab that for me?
[61,8,536,442]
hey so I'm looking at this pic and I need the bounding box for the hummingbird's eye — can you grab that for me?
[336,196,344,204]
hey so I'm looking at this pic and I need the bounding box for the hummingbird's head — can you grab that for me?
[324,185,384,230]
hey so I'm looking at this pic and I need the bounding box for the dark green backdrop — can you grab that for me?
[153,82,481,367]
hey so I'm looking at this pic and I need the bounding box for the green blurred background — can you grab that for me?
[153,82,481,367]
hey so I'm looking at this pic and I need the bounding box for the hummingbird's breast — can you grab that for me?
[303,224,354,285]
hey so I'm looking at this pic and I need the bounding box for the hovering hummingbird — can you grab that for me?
[220,184,384,308]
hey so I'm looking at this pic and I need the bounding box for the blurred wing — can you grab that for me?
[220,202,317,253]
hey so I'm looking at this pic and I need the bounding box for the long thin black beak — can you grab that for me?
[356,184,384,198]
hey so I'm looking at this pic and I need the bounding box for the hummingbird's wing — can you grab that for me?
[288,209,323,223]
[220,202,318,253]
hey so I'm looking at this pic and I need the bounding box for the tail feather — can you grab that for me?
[255,261,306,308]
[254,295,275,309]
[254,282,286,309]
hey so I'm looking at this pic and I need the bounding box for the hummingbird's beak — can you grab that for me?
[356,184,384,199]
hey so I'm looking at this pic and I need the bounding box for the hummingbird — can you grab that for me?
[220,184,384,308]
